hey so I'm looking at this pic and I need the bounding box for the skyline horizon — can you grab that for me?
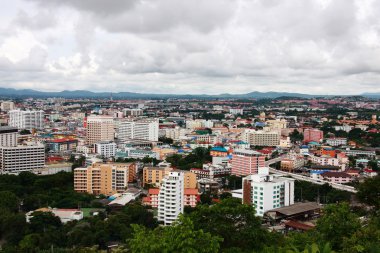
[0,85,378,97]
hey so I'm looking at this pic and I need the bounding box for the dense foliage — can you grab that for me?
[166,147,212,170]
[0,173,379,252]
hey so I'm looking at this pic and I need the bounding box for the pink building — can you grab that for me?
[321,172,351,184]
[142,188,160,207]
[231,149,265,176]
[303,128,323,143]
[184,189,200,207]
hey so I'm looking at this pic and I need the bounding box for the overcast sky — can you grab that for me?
[0,0,380,95]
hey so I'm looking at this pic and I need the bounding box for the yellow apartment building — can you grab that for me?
[74,163,135,195]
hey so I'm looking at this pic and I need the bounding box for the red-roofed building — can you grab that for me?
[143,188,200,208]
[46,156,64,163]
[363,169,378,177]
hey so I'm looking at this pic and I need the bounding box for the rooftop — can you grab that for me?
[268,202,321,216]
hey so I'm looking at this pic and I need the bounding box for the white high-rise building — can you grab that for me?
[185,119,214,129]
[86,116,115,145]
[0,143,45,174]
[242,129,280,146]
[242,168,294,216]
[158,171,184,226]
[0,127,18,147]
[118,119,159,142]
[8,110,44,130]
[159,127,189,140]
[94,141,117,158]
[229,108,243,115]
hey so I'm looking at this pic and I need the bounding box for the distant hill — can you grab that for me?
[361,93,380,98]
[0,87,369,99]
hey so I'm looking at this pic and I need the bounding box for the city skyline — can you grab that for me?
[1,0,380,95]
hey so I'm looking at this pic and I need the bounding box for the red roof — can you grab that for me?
[322,172,351,178]
[184,189,199,195]
[142,197,151,202]
[285,220,314,231]
[47,157,64,162]
[148,188,160,195]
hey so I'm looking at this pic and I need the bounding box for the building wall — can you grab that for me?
[0,144,45,174]
[74,163,135,195]
[242,173,295,216]
[86,116,114,145]
[8,110,44,130]
[158,172,184,225]
[0,127,18,147]
[118,119,159,142]
[303,129,323,143]
[231,150,265,176]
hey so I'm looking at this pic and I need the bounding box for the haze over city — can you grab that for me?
[1,0,380,95]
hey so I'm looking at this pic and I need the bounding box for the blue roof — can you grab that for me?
[310,170,328,174]
[255,122,266,127]
[211,147,228,152]
[300,145,309,148]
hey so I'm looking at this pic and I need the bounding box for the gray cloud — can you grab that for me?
[0,0,380,94]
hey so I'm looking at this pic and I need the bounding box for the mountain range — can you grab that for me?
[0,87,377,99]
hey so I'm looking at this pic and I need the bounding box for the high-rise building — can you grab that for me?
[229,108,243,115]
[0,101,15,112]
[303,128,323,143]
[74,163,135,195]
[118,119,159,142]
[86,116,114,145]
[0,143,45,174]
[0,126,18,147]
[8,110,44,130]
[231,149,265,176]
[158,171,184,225]
[94,141,117,158]
[123,109,143,117]
[243,129,280,146]
[242,168,295,216]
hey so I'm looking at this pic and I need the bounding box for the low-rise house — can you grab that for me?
[143,188,200,208]
[26,208,83,224]
[321,171,352,184]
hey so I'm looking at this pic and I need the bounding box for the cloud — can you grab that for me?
[0,0,379,95]
[12,9,57,30]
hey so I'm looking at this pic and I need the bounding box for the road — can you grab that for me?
[265,157,357,193]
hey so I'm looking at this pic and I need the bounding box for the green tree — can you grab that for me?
[290,130,303,143]
[0,191,19,212]
[342,214,380,253]
[315,203,360,250]
[128,216,222,253]
[356,176,380,208]
[158,136,174,144]
[188,198,274,251]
